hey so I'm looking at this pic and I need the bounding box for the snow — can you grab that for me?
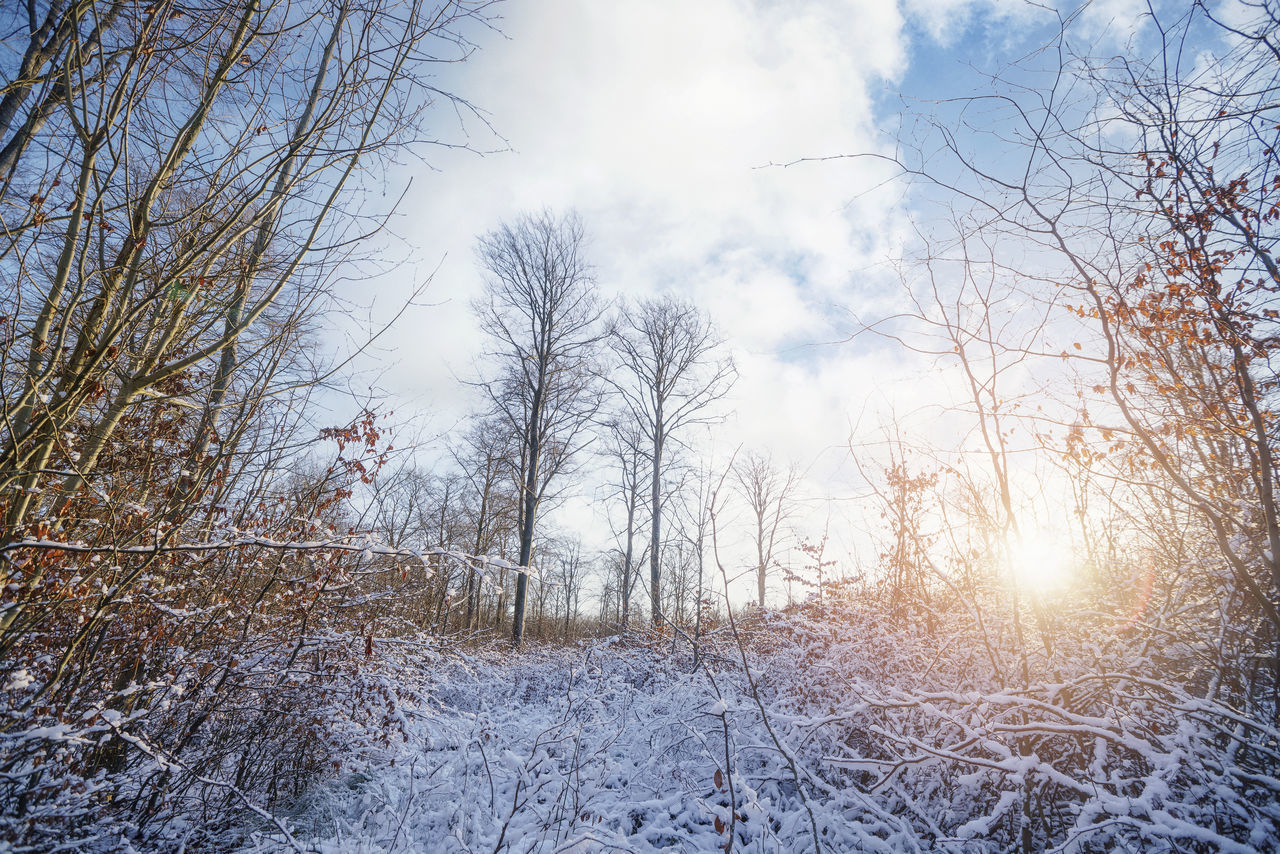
[225,600,1280,853]
[6,587,1272,853]
[3,668,33,691]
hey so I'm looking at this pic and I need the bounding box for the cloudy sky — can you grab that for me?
[339,0,1155,588]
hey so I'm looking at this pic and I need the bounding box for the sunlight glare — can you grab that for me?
[1007,529,1075,595]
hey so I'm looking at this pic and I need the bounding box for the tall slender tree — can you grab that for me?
[734,450,798,608]
[473,210,606,647]
[450,415,518,631]
[609,297,734,626]
[601,417,647,629]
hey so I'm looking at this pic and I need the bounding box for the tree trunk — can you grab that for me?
[512,434,539,647]
[650,434,663,626]
[621,492,636,629]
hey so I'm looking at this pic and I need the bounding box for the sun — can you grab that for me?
[1007,528,1076,595]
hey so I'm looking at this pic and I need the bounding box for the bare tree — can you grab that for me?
[674,451,728,663]
[0,0,497,841]
[609,297,735,626]
[545,535,587,634]
[473,210,606,647]
[887,1,1280,703]
[600,417,647,629]
[450,415,519,631]
[1,1,489,536]
[845,6,1280,847]
[733,450,798,608]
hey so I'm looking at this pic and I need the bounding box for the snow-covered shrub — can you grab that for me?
[247,590,1279,853]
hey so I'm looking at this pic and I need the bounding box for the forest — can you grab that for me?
[1,0,1278,852]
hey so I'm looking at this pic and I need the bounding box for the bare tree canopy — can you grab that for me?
[473,209,606,646]
[609,296,735,625]
[734,450,798,607]
[0,0,494,545]
[600,416,648,629]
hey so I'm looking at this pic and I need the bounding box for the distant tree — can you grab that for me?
[546,535,588,634]
[674,450,727,660]
[609,297,735,626]
[879,453,937,622]
[449,414,519,630]
[734,450,798,608]
[363,462,440,627]
[600,418,647,629]
[473,210,606,647]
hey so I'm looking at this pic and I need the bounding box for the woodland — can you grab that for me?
[0,1,1278,852]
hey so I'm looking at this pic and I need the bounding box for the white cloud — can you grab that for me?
[340,0,1050,584]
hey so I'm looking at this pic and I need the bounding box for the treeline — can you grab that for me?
[353,209,799,647]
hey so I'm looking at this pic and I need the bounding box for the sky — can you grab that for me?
[334,0,1164,600]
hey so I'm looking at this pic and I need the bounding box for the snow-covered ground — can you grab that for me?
[233,600,1280,853]
[246,639,774,853]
